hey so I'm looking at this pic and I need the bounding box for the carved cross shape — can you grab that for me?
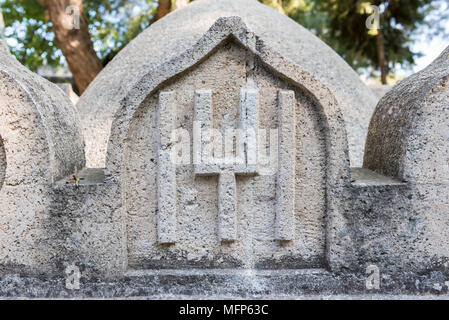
[193,88,259,242]
[155,88,297,244]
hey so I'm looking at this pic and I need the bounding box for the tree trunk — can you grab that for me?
[376,30,387,84]
[153,0,189,23]
[36,0,103,94]
[152,0,172,22]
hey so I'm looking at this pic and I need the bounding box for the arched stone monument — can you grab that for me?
[0,41,85,274]
[78,0,377,168]
[0,1,447,298]
[360,45,449,272]
[105,16,351,272]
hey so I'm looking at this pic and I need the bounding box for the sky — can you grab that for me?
[405,1,449,75]
[411,26,449,74]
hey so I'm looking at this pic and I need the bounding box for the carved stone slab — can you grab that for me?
[110,17,349,270]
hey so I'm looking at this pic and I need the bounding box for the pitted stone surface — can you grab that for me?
[0,44,85,184]
[0,136,5,191]
[370,85,393,100]
[360,45,449,274]
[0,41,85,274]
[0,7,448,299]
[275,90,296,241]
[77,0,377,168]
[156,91,178,244]
[193,86,260,242]
[364,45,449,184]
[111,17,350,271]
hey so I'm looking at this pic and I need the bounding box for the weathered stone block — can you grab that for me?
[0,1,448,299]
[105,16,350,272]
[360,45,449,274]
[0,137,5,191]
[0,42,85,274]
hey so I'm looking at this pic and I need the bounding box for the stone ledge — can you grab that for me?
[350,168,406,187]
[125,268,329,277]
[1,270,449,298]
[54,168,106,187]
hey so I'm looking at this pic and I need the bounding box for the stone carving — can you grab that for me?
[0,1,447,298]
[113,16,348,271]
[77,0,377,169]
[276,90,296,241]
[193,87,259,242]
[157,91,178,244]
[154,84,302,246]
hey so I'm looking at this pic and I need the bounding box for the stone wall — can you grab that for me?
[124,38,328,270]
[0,0,448,298]
[105,17,351,274]
[0,136,5,191]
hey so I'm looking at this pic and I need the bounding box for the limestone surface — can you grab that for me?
[0,137,5,191]
[0,6,448,299]
[370,85,393,100]
[0,41,85,274]
[77,0,378,168]
[364,45,449,184]
[362,45,449,273]
[104,16,350,272]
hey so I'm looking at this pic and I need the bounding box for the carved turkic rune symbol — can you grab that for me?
[156,87,297,244]
[193,87,259,242]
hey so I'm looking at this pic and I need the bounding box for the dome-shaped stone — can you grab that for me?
[78,0,378,168]
[0,40,85,273]
[364,45,449,184]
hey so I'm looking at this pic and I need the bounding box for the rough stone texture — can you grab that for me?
[349,171,449,277]
[2,268,449,298]
[361,46,449,274]
[156,91,178,244]
[50,169,125,279]
[275,90,296,241]
[56,83,79,105]
[0,9,448,299]
[0,41,85,274]
[0,136,5,191]
[193,87,260,242]
[108,17,350,272]
[77,0,377,168]
[365,46,449,184]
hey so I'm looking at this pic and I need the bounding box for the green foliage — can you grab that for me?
[0,0,59,71]
[308,0,447,76]
[1,0,447,76]
[260,0,447,77]
[260,0,323,32]
[0,0,158,71]
[83,0,157,66]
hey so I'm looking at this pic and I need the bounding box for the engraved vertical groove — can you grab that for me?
[157,91,177,244]
[275,90,296,241]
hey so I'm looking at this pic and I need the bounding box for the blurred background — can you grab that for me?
[1,0,448,95]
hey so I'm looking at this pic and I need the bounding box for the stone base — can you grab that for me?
[1,269,449,299]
